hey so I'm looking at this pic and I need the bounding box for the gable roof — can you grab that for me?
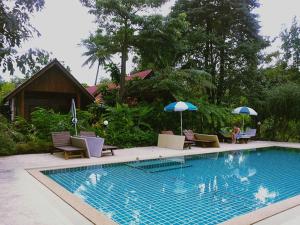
[126,69,153,81]
[3,59,95,102]
[86,85,98,95]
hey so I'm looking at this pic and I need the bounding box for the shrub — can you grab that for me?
[0,114,16,155]
[30,108,93,140]
[15,140,52,154]
[95,104,157,147]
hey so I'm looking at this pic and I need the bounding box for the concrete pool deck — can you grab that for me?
[1,141,300,225]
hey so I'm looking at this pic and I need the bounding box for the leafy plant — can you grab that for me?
[0,114,16,155]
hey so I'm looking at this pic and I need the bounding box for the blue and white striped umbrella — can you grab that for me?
[164,101,198,112]
[164,101,198,135]
[232,106,258,116]
[232,106,257,131]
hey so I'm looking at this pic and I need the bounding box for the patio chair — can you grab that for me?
[161,130,194,149]
[51,131,89,160]
[218,130,232,143]
[79,131,117,156]
[244,128,256,138]
[183,129,220,148]
[236,128,256,144]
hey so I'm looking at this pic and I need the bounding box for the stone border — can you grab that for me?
[221,195,300,225]
[28,169,117,225]
[28,146,300,225]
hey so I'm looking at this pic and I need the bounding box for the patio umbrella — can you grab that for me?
[232,106,257,131]
[164,101,198,135]
[71,98,78,136]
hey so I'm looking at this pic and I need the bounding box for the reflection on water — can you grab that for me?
[254,186,278,204]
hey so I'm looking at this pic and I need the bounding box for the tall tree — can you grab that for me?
[280,17,300,69]
[0,0,45,77]
[171,0,266,103]
[80,0,168,102]
[81,33,112,85]
[134,13,189,70]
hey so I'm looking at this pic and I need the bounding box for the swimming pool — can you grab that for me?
[43,147,300,224]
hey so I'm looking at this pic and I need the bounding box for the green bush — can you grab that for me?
[15,140,52,154]
[95,104,156,147]
[30,108,93,140]
[0,114,16,155]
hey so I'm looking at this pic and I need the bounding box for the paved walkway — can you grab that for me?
[1,141,300,225]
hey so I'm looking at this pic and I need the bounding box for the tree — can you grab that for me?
[19,49,52,78]
[80,0,168,102]
[280,17,300,69]
[81,33,112,85]
[171,0,266,103]
[134,13,189,70]
[0,0,45,77]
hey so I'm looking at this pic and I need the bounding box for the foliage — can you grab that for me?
[0,114,16,155]
[126,68,214,103]
[80,0,168,101]
[264,82,300,121]
[0,0,46,76]
[170,0,267,103]
[280,17,300,69]
[94,104,156,147]
[134,13,189,70]
[15,140,52,154]
[0,81,15,102]
[81,33,112,85]
[105,62,120,84]
[30,108,93,140]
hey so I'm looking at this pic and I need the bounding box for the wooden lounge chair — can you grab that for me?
[161,130,194,149]
[79,131,117,156]
[183,129,220,148]
[51,131,89,159]
[218,130,232,143]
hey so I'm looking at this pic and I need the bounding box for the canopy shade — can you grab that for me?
[164,101,198,112]
[164,101,198,135]
[232,106,258,116]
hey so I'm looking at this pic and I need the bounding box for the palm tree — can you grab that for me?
[81,34,111,85]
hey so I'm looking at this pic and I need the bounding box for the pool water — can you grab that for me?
[44,147,300,225]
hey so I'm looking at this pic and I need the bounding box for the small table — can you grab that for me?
[102,145,118,156]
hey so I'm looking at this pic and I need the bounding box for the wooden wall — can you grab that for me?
[14,66,92,119]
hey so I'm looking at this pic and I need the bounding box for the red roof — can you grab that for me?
[126,69,152,81]
[86,70,152,97]
[86,85,98,95]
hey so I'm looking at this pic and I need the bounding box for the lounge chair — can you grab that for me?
[51,131,90,159]
[244,128,256,138]
[161,130,194,149]
[183,129,220,148]
[218,130,232,143]
[79,131,117,156]
[236,128,256,143]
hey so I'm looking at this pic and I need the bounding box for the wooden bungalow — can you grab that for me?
[3,59,94,120]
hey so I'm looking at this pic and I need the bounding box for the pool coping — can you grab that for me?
[28,146,300,225]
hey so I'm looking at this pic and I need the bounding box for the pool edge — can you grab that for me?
[27,169,118,225]
[220,195,300,225]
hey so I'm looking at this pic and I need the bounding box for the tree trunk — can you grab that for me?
[204,19,211,71]
[216,38,225,104]
[118,20,128,103]
[94,60,100,85]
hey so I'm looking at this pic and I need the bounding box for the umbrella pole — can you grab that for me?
[242,115,244,132]
[74,124,77,136]
[180,111,183,136]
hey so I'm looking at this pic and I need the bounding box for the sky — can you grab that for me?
[2,0,300,85]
